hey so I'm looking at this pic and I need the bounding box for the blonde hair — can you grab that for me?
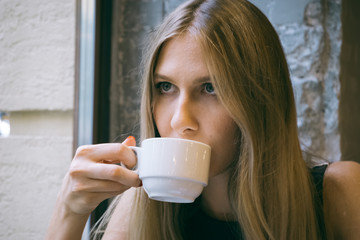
[97,0,323,239]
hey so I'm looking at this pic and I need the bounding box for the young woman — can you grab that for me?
[47,0,360,239]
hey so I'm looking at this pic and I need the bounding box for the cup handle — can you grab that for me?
[128,146,141,173]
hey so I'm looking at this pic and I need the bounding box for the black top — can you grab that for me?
[311,164,329,239]
[184,208,242,240]
[184,164,328,240]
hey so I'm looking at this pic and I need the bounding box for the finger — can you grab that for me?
[120,136,137,168]
[75,142,137,168]
[72,191,128,211]
[87,163,141,187]
[71,178,132,193]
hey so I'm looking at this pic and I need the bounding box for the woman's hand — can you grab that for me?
[46,136,141,240]
[62,136,141,215]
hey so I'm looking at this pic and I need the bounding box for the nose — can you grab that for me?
[170,93,199,135]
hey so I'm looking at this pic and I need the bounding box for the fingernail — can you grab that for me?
[126,135,135,141]
[123,136,136,144]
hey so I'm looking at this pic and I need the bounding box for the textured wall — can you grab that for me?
[110,0,341,162]
[274,0,342,162]
[0,0,75,239]
[0,1,74,110]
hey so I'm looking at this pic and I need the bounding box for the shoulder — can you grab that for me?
[323,161,360,239]
[102,188,137,240]
[325,160,360,180]
[324,161,360,195]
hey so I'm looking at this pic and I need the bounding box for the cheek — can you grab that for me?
[153,100,172,135]
[208,118,240,177]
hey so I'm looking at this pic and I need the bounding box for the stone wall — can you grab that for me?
[274,0,342,163]
[0,0,75,239]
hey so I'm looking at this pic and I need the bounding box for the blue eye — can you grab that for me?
[204,83,215,94]
[161,82,172,91]
[155,82,173,93]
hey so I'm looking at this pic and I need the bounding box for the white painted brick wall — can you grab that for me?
[0,0,75,111]
[0,0,75,239]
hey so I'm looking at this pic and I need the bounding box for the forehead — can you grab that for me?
[154,34,209,77]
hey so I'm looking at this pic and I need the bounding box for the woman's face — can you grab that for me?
[153,34,240,178]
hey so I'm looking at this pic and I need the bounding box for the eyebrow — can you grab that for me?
[154,73,211,84]
[154,73,171,82]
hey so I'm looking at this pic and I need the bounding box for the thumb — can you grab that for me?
[122,136,136,147]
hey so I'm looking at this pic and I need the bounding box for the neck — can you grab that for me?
[200,170,236,221]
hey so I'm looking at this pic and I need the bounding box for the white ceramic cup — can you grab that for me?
[130,138,211,203]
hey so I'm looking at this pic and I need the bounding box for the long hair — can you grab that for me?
[127,0,321,239]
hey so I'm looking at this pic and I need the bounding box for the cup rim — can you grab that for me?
[140,175,208,186]
[142,137,211,149]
